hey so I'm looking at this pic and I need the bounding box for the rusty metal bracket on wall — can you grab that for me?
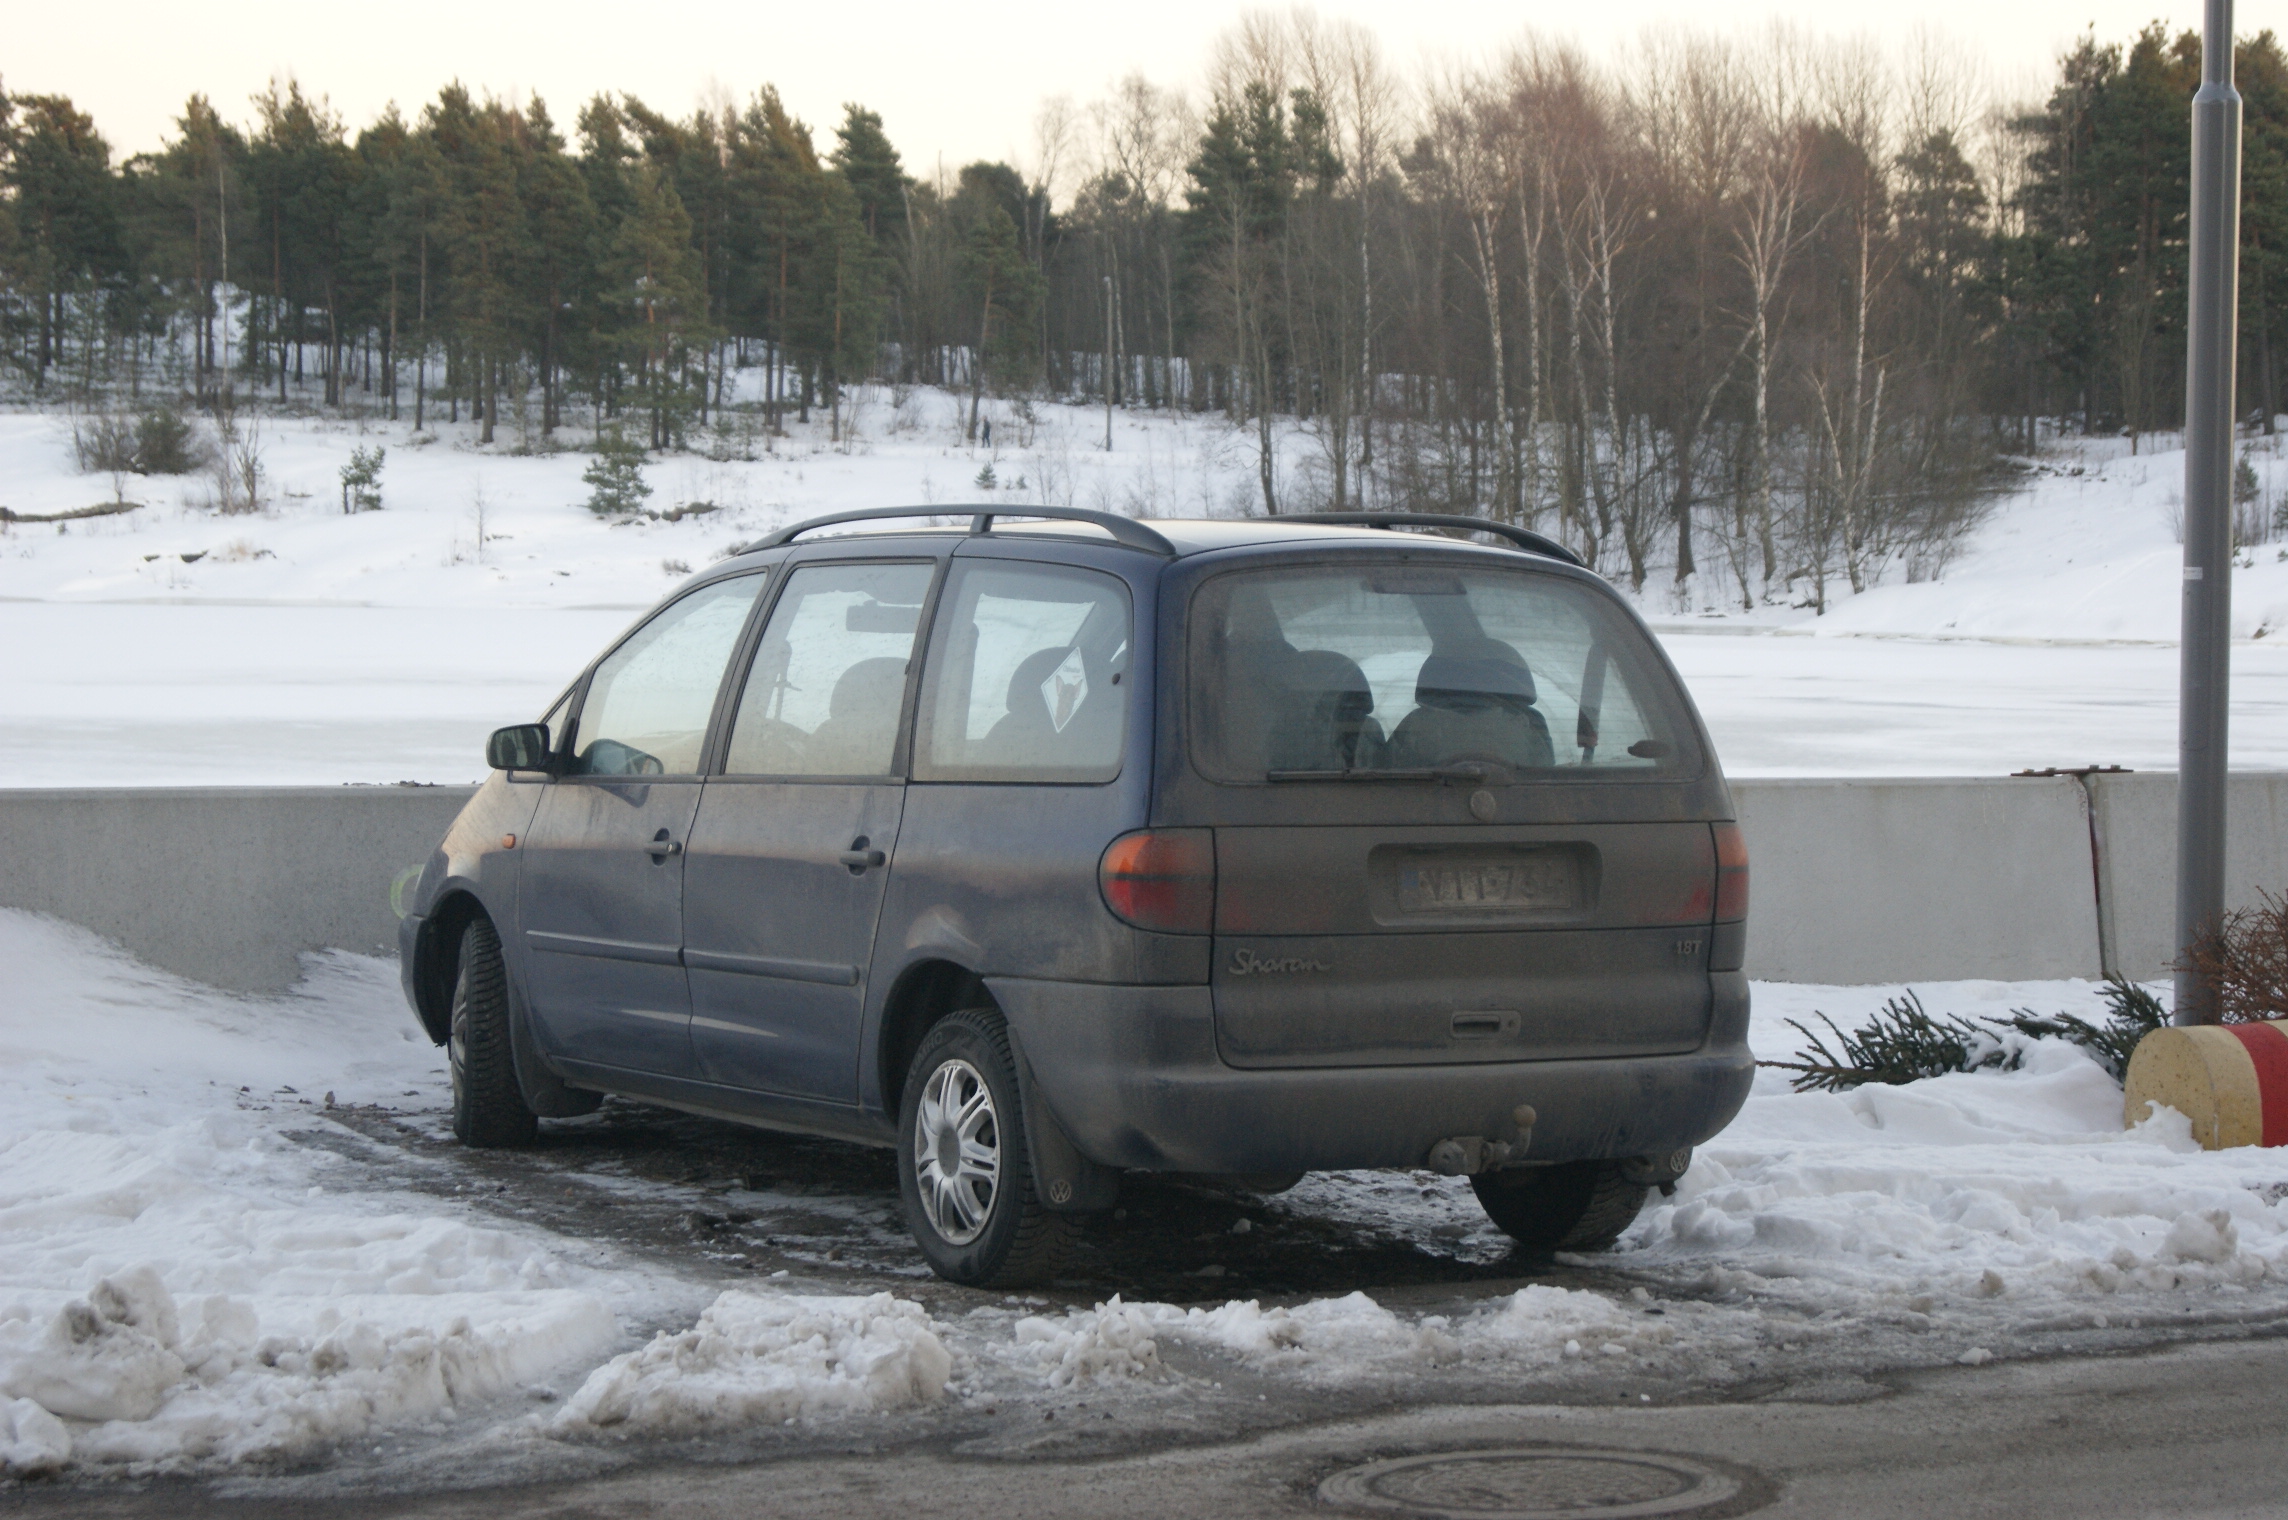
[2013,766,2134,979]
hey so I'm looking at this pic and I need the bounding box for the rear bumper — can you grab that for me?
[989,972,1754,1175]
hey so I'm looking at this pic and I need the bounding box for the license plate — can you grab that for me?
[1395,850,1580,914]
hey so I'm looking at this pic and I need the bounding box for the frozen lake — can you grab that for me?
[3,596,2283,786]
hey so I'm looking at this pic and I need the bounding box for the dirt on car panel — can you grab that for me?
[315,1097,1628,1310]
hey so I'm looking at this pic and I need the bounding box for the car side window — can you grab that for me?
[914,561,1131,783]
[722,561,937,777]
[567,575,764,777]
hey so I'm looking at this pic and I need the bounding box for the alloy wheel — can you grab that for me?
[913,1057,1000,1245]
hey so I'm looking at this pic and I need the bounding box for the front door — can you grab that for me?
[684,560,937,1103]
[519,574,765,1078]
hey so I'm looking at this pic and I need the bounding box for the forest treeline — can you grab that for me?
[2,15,2285,604]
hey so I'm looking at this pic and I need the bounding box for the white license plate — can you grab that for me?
[1396,851,1580,914]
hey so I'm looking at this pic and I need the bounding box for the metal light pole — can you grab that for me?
[2175,0,2244,1025]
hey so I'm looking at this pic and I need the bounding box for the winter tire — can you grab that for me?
[1471,1160,1649,1253]
[897,1009,1073,1287]
[449,917,539,1148]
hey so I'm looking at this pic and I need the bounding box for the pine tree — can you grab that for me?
[426,87,533,443]
[514,100,597,437]
[955,186,1043,440]
[373,129,451,429]
[581,427,651,515]
[247,80,360,406]
[832,106,908,249]
[2241,33,2288,432]
[787,175,888,439]
[147,96,245,396]
[724,88,823,428]
[338,444,384,512]
[3,94,123,391]
[2088,27,2197,445]
[603,159,704,449]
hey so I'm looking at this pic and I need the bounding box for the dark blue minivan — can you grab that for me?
[398,509,1752,1285]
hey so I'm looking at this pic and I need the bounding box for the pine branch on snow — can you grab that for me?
[1763,992,1999,1093]
[1763,979,2169,1092]
[1992,978,2169,1082]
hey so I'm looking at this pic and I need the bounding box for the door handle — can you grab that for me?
[839,835,887,873]
[643,830,682,858]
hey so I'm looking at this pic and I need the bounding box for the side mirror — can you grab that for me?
[487,723,556,773]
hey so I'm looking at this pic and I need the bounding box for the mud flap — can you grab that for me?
[1013,1044,1120,1213]
[506,975,604,1118]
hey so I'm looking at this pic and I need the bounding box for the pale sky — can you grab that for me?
[2,1,2226,179]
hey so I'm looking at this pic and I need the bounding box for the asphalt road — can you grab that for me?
[14,1333,2288,1519]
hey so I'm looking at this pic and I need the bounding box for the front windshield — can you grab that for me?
[1189,560,1698,782]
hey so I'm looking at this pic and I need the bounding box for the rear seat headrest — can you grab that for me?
[1416,643,1536,707]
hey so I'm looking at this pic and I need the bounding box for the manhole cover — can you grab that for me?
[1319,1447,1744,1520]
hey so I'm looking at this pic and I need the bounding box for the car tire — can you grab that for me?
[897,1009,1073,1287]
[1470,1160,1649,1253]
[449,917,539,1148]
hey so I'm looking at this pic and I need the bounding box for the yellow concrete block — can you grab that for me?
[2123,1022,2288,1150]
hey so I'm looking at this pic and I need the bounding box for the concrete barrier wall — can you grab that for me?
[1,776,2284,991]
[2087,772,2288,982]
[1729,777,2104,984]
[0,786,477,992]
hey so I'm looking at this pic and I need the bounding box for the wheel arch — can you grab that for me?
[411,888,491,1045]
[875,957,995,1117]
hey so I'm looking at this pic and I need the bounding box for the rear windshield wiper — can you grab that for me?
[1264,763,1494,784]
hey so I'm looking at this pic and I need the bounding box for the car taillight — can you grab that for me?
[1713,821,1749,921]
[1098,830,1215,934]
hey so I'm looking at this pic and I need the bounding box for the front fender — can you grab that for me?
[400,775,548,1041]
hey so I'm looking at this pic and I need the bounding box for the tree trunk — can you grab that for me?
[967,269,995,443]
[415,237,430,433]
[385,274,399,421]
[1468,208,1514,520]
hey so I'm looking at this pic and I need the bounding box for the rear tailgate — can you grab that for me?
[1211,822,1715,1068]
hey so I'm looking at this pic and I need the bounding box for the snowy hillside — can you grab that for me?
[1687,430,2288,645]
[4,390,2287,784]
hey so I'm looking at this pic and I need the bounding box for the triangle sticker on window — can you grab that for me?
[1040,648,1089,733]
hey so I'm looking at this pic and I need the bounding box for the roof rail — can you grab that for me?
[745,505,1176,557]
[1279,512,1585,568]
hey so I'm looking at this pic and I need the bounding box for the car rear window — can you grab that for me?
[1189,560,1698,783]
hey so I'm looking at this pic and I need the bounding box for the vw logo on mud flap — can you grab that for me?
[1228,948,1330,977]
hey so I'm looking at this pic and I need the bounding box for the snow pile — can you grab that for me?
[0,1397,71,1475]
[0,910,632,1470]
[1,1268,185,1424]
[553,1290,952,1435]
[1147,1291,1458,1374]
[1464,1284,1664,1363]
[1621,981,2288,1309]
[0,1268,616,1467]
[1125,1284,1673,1382]
[1009,1296,1163,1387]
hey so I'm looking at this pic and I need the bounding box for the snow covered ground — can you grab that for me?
[8,907,2288,1481]
[3,394,2287,784]
[0,911,714,1475]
